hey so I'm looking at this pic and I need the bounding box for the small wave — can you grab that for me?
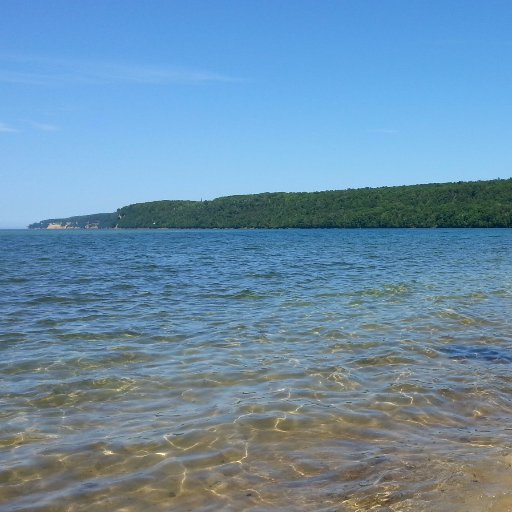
[198,289,266,300]
[352,282,415,298]
[56,330,143,341]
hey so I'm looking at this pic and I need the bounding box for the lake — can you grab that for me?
[1,228,512,511]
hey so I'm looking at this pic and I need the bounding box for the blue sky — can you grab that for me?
[1,0,511,227]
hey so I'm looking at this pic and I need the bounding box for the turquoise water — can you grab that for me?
[1,229,512,511]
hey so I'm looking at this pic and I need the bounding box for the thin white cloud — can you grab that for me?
[30,121,59,132]
[0,54,242,86]
[368,128,399,135]
[0,122,18,133]
[431,39,512,47]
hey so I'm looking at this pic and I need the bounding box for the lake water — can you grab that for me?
[1,229,512,511]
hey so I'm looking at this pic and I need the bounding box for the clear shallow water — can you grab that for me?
[1,228,512,511]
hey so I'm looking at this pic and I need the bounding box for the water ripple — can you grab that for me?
[1,228,512,511]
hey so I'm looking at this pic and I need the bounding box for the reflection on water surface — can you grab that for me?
[1,229,512,511]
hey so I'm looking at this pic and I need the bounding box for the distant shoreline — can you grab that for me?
[28,178,512,230]
[25,226,512,231]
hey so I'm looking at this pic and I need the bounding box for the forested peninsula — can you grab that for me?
[29,178,512,229]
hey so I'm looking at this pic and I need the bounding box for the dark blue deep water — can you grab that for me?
[1,229,512,511]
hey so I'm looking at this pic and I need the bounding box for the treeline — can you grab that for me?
[115,179,512,228]
[28,212,116,229]
[30,178,512,229]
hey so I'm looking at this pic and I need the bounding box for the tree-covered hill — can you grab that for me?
[28,212,117,229]
[115,179,512,228]
[29,178,512,229]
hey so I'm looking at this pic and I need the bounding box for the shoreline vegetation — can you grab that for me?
[29,178,512,229]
